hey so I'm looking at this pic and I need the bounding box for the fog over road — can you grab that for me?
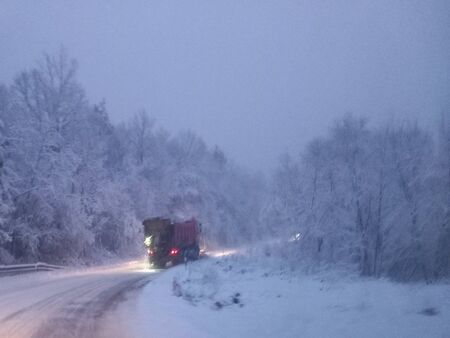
[0,262,156,338]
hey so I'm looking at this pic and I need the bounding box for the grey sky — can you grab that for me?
[1,0,449,172]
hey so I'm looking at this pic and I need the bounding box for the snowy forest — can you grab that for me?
[0,52,449,282]
[262,114,450,282]
[0,51,264,265]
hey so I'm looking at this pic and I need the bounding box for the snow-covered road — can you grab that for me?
[0,261,157,338]
[2,257,449,338]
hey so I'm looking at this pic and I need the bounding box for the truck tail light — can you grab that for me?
[169,248,179,256]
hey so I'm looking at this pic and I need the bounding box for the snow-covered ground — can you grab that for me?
[132,255,450,338]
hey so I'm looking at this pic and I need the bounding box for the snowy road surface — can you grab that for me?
[2,257,449,338]
[0,261,157,338]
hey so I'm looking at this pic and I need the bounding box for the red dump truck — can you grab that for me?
[143,217,201,268]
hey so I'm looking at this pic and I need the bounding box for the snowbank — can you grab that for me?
[132,256,450,338]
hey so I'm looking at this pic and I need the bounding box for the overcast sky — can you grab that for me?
[1,0,449,172]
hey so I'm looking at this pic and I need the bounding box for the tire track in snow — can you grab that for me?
[0,265,156,338]
[31,274,151,338]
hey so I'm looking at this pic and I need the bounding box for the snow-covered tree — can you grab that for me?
[266,115,450,281]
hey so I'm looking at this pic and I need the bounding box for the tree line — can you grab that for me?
[1,51,448,282]
[262,114,449,281]
[0,51,263,265]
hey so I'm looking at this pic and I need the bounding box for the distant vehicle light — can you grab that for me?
[289,233,301,242]
[147,248,154,255]
[169,248,179,256]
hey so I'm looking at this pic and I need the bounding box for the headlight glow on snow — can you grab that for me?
[144,236,152,247]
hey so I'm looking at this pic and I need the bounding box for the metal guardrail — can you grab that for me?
[0,262,65,276]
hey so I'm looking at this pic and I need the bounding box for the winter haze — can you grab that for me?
[1,1,450,337]
[1,0,449,171]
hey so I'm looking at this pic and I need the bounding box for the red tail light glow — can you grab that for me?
[147,248,154,255]
[169,248,179,256]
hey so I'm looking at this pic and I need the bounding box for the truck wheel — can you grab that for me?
[193,245,200,260]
